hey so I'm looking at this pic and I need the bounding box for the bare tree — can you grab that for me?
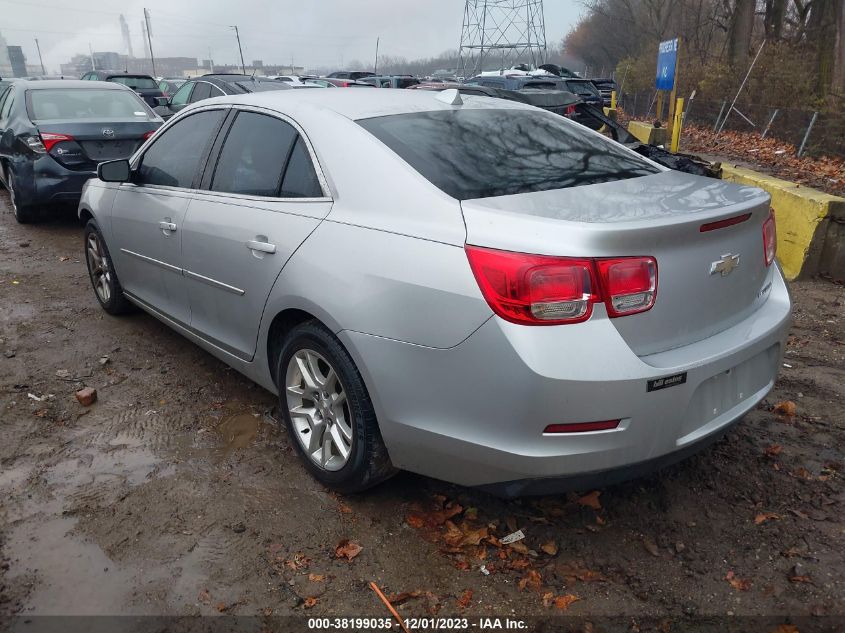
[727,0,756,65]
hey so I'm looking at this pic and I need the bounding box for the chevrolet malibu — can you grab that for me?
[78,89,791,496]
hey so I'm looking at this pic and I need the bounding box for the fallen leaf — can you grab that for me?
[215,602,228,613]
[338,503,353,514]
[642,537,660,557]
[773,400,796,416]
[765,444,783,457]
[197,589,211,604]
[406,515,425,529]
[554,594,580,611]
[789,575,812,584]
[464,507,478,521]
[457,589,473,609]
[303,597,318,609]
[772,626,799,633]
[540,540,558,556]
[386,591,422,605]
[576,491,602,510]
[335,539,363,561]
[555,561,606,584]
[542,592,555,608]
[308,573,326,582]
[754,512,781,525]
[726,570,752,591]
[518,569,542,592]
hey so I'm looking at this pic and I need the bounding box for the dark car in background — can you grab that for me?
[304,78,375,88]
[466,74,567,92]
[80,70,164,108]
[590,78,619,107]
[326,70,376,81]
[157,78,186,98]
[359,75,420,88]
[0,80,162,222]
[154,74,292,119]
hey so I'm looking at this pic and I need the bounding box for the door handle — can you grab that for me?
[159,221,177,232]
[247,240,276,254]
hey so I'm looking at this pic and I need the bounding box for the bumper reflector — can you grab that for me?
[543,420,620,434]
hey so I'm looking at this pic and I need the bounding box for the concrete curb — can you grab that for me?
[720,165,845,281]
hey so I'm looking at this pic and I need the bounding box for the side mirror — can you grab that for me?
[154,96,169,107]
[97,159,131,183]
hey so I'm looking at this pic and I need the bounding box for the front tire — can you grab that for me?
[84,220,133,315]
[7,170,38,224]
[277,321,395,493]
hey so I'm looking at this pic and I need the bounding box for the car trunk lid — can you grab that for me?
[461,170,775,356]
[36,120,158,169]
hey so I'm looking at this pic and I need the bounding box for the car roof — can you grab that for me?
[199,86,534,121]
[96,71,155,78]
[17,79,128,90]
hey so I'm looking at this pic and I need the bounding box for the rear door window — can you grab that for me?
[210,111,297,197]
[137,109,225,188]
[358,109,658,200]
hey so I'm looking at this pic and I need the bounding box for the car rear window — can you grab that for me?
[565,81,600,97]
[28,89,152,121]
[358,109,658,200]
[108,76,158,90]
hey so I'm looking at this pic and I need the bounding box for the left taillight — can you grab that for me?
[26,132,74,153]
[762,208,777,267]
[465,246,657,325]
[143,130,156,141]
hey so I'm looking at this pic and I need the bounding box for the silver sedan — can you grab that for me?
[79,89,790,495]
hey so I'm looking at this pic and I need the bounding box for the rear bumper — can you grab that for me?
[17,157,95,206]
[341,266,791,492]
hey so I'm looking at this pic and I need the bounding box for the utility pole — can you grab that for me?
[374,36,379,74]
[144,8,157,77]
[88,43,96,70]
[232,25,246,74]
[208,48,214,74]
[34,38,46,75]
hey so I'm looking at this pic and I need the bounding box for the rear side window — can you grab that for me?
[137,110,224,188]
[27,89,151,121]
[280,137,322,198]
[189,82,212,103]
[211,112,297,197]
[358,109,658,200]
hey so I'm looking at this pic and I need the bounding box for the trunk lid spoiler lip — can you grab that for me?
[460,171,770,231]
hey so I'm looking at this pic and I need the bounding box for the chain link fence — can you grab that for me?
[618,91,845,159]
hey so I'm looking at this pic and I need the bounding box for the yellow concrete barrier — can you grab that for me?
[627,121,667,146]
[721,165,845,280]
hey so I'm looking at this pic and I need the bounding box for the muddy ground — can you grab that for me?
[0,191,843,627]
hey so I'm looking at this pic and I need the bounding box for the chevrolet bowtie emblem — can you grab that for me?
[710,253,740,276]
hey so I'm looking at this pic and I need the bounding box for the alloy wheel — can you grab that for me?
[285,348,353,471]
[86,232,113,304]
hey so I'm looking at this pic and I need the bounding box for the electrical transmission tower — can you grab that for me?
[458,0,547,78]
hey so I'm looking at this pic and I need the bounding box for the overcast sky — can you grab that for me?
[1,0,584,72]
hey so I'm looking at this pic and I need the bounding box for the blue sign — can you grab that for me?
[655,38,678,91]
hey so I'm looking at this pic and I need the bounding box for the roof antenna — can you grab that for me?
[435,88,463,106]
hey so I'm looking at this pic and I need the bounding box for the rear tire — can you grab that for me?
[7,170,38,224]
[84,220,133,315]
[276,320,395,493]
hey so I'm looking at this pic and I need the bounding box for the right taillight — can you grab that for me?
[763,208,777,266]
[595,257,657,317]
[465,246,657,325]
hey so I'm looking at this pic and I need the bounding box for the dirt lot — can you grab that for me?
[0,191,843,628]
